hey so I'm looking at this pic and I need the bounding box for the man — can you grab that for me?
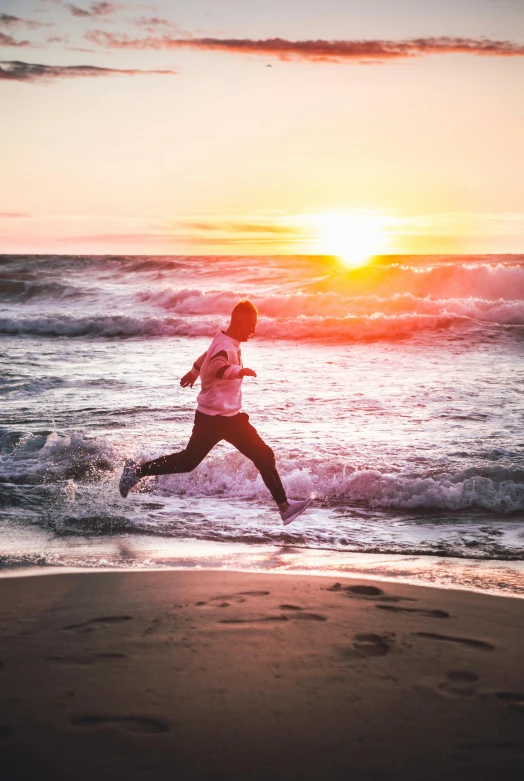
[119,300,312,525]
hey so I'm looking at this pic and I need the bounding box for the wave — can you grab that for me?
[3,279,524,329]
[315,262,524,301]
[157,458,524,514]
[0,314,206,339]
[2,429,523,514]
[0,279,86,302]
[148,257,524,302]
[1,430,116,483]
[0,311,482,341]
[3,254,524,300]
[138,287,524,325]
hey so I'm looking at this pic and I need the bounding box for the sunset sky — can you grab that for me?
[1,0,523,256]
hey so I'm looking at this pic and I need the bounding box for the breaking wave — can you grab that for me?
[157,459,524,514]
[0,429,116,483]
[138,287,524,326]
[0,311,478,341]
[2,429,523,514]
[320,261,524,301]
[0,314,204,339]
[0,279,87,302]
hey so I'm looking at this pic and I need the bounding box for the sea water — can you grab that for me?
[1,254,523,594]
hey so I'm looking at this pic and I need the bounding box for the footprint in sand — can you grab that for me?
[495,692,524,713]
[47,653,128,666]
[63,616,133,631]
[353,632,392,657]
[220,616,289,624]
[414,632,495,652]
[439,670,479,697]
[71,715,169,734]
[328,583,415,603]
[328,583,383,596]
[286,612,327,622]
[278,605,327,621]
[219,611,326,625]
[376,605,450,619]
[197,591,269,607]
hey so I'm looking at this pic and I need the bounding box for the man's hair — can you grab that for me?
[231,299,258,321]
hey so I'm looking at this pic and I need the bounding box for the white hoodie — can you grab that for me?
[190,331,243,416]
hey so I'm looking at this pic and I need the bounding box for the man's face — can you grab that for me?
[239,312,258,341]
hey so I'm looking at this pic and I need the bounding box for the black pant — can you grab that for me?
[140,411,287,505]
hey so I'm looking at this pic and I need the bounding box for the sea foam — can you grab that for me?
[2,430,523,514]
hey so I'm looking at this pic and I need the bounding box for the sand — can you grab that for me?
[0,569,523,781]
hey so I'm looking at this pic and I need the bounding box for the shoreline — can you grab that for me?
[1,568,523,780]
[1,533,523,599]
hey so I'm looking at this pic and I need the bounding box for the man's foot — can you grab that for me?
[119,459,142,498]
[280,497,312,526]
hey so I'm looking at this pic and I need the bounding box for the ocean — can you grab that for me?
[1,253,523,595]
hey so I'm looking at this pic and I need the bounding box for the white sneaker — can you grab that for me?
[119,459,142,498]
[280,497,312,526]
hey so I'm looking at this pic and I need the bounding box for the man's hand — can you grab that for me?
[239,368,257,378]
[180,371,197,388]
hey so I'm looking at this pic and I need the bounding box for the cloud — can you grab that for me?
[183,221,301,236]
[131,16,182,34]
[56,231,297,247]
[47,35,71,44]
[0,32,31,47]
[85,32,524,62]
[0,13,19,26]
[66,2,123,17]
[0,13,46,30]
[59,216,303,247]
[0,212,30,218]
[0,60,177,83]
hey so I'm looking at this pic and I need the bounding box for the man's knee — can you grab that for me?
[253,444,276,470]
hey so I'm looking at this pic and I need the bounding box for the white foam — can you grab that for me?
[3,431,522,513]
[1,430,116,483]
[137,286,524,325]
[155,453,524,513]
[0,314,213,339]
[0,310,503,342]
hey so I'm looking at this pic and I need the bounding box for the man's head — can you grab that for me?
[229,299,258,342]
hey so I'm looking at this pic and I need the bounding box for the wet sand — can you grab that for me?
[0,570,523,780]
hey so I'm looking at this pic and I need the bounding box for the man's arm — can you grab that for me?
[180,351,207,388]
[180,350,257,388]
[207,350,257,380]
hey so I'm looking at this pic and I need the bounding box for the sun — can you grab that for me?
[312,212,388,268]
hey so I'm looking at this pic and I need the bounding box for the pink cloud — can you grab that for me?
[84,32,524,62]
[0,32,31,47]
[0,13,47,30]
[183,221,300,236]
[66,2,124,18]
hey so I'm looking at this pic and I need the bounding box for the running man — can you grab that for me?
[119,300,312,525]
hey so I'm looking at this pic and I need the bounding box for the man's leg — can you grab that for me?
[140,411,223,477]
[223,413,287,506]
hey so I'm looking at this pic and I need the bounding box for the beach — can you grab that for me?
[2,253,524,777]
[1,569,523,780]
